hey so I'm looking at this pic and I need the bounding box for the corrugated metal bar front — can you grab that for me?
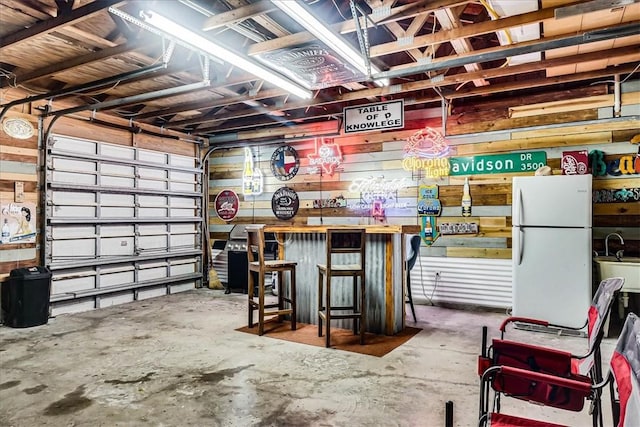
[409,256,512,310]
[283,232,392,335]
[45,135,203,316]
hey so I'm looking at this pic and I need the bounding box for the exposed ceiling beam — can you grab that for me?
[375,22,640,80]
[201,1,276,31]
[160,46,639,130]
[0,0,125,50]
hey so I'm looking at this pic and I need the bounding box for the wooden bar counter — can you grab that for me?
[264,225,418,335]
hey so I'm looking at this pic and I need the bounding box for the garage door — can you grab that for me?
[46,135,203,315]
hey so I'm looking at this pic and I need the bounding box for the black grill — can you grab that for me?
[224,224,276,293]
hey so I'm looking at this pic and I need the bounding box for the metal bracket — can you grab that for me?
[350,0,373,79]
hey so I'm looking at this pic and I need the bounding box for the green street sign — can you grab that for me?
[449,152,547,176]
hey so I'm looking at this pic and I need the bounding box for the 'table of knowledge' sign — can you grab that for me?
[343,99,404,134]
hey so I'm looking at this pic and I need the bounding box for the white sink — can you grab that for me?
[594,256,640,293]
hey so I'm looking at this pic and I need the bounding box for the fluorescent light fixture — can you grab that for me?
[271,1,389,87]
[138,10,311,100]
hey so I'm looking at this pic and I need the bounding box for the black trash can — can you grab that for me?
[1,266,52,328]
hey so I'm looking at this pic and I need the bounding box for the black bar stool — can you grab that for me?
[246,225,297,336]
[317,228,366,347]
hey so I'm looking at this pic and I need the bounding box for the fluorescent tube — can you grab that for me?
[271,1,389,87]
[140,10,312,100]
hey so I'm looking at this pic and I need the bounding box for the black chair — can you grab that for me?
[406,235,421,323]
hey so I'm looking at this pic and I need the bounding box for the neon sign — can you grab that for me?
[404,127,451,159]
[402,127,451,177]
[242,147,263,196]
[348,176,410,211]
[349,176,410,203]
[307,137,342,175]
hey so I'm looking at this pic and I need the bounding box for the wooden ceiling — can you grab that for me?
[1,0,638,143]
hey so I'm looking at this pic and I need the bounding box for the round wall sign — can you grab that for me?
[270,145,300,181]
[214,189,239,221]
[271,187,299,220]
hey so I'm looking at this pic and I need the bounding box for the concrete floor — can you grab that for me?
[0,289,618,427]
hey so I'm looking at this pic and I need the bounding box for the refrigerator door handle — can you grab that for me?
[517,227,524,265]
[515,188,523,226]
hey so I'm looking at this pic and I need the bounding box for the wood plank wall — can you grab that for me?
[208,86,640,260]
[0,113,40,279]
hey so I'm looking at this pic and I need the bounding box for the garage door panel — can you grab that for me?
[138,225,167,235]
[139,207,168,217]
[46,134,203,314]
[171,234,196,248]
[52,171,97,185]
[101,270,135,287]
[52,225,96,239]
[138,179,167,190]
[53,205,96,217]
[52,191,95,205]
[100,144,135,159]
[139,235,168,251]
[52,273,96,294]
[102,194,135,206]
[99,291,135,308]
[139,150,166,164]
[100,225,135,237]
[100,163,134,176]
[171,181,197,192]
[171,224,197,234]
[101,237,134,256]
[52,136,97,154]
[138,286,168,300]
[101,207,135,217]
[103,176,135,187]
[52,239,96,258]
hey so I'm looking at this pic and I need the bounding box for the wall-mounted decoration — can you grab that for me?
[272,187,299,220]
[242,147,263,196]
[1,201,36,244]
[439,222,479,235]
[349,176,409,206]
[561,150,588,175]
[270,145,300,181]
[589,150,640,176]
[313,196,347,208]
[402,157,451,177]
[214,189,239,221]
[402,127,452,178]
[593,188,640,203]
[307,137,342,176]
[418,184,441,246]
[449,152,547,176]
[2,116,34,140]
[344,99,404,134]
[404,127,451,159]
[461,177,472,217]
[255,43,363,90]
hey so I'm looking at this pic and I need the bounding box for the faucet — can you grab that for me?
[604,233,624,257]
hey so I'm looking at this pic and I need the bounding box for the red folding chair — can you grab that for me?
[609,312,640,427]
[479,311,639,427]
[477,277,625,427]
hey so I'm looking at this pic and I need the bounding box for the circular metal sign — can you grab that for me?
[214,189,239,221]
[271,187,299,220]
[270,145,300,181]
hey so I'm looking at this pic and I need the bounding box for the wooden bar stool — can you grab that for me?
[317,228,366,347]
[246,225,297,336]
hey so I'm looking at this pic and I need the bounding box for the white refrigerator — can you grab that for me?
[512,174,592,329]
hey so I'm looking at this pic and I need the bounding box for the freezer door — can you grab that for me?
[512,175,592,227]
[512,226,592,329]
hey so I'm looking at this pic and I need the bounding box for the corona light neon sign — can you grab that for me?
[403,127,451,177]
